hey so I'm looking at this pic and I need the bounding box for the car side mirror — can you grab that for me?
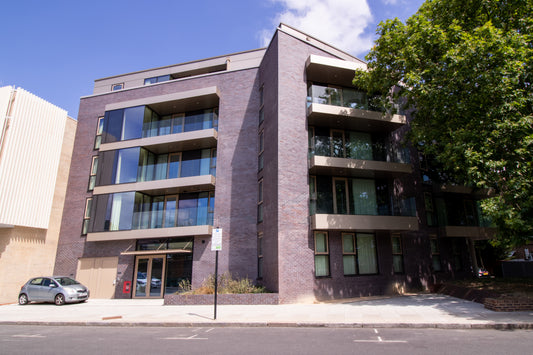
[49,284,57,288]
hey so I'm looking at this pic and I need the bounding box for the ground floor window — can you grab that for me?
[430,236,442,272]
[391,234,404,274]
[314,231,330,277]
[341,232,378,275]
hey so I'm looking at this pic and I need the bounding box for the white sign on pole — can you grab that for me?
[211,228,222,251]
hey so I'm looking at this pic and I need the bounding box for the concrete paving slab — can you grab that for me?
[0,294,531,329]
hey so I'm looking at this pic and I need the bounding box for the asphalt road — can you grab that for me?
[1,325,532,354]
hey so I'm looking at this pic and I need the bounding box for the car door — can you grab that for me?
[40,278,57,302]
[26,278,45,301]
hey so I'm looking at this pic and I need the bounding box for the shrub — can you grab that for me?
[176,272,266,294]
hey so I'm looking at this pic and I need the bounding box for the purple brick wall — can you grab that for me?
[54,68,262,293]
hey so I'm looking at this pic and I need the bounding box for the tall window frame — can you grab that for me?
[257,232,263,279]
[94,116,104,150]
[82,197,92,235]
[259,85,264,125]
[342,233,357,275]
[391,234,404,274]
[88,156,99,191]
[258,129,264,172]
[430,236,442,272]
[257,179,264,223]
[314,231,330,277]
[333,177,350,214]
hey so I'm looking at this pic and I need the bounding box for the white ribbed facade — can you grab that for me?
[0,86,68,229]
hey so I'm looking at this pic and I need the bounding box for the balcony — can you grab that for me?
[94,147,217,195]
[305,54,366,88]
[99,128,217,153]
[310,156,412,178]
[88,191,214,242]
[312,214,419,231]
[93,175,215,195]
[307,84,406,133]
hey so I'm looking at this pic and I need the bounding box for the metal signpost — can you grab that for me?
[211,228,222,320]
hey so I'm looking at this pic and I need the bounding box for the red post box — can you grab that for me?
[123,281,131,293]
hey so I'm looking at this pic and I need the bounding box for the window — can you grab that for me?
[258,130,264,172]
[314,231,329,277]
[356,233,378,274]
[342,233,357,275]
[210,148,217,176]
[257,233,263,279]
[430,236,442,272]
[82,198,92,235]
[88,156,98,191]
[392,234,404,274]
[425,192,436,226]
[452,239,463,271]
[309,176,317,215]
[94,116,104,149]
[259,86,264,125]
[111,83,124,91]
[333,178,349,214]
[144,75,170,85]
[257,179,263,223]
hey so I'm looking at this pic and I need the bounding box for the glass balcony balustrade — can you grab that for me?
[97,147,216,187]
[309,176,416,217]
[307,85,382,111]
[91,191,214,233]
[309,129,410,164]
[433,198,493,228]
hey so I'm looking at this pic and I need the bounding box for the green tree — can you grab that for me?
[354,0,533,247]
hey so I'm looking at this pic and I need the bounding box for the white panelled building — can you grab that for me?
[0,86,76,302]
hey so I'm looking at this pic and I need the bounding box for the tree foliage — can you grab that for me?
[354,0,533,247]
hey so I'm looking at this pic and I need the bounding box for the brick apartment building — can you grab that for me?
[53,24,494,303]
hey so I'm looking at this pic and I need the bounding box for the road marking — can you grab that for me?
[205,328,215,333]
[354,340,407,343]
[378,336,383,342]
[161,334,208,340]
[12,335,46,338]
[374,329,379,334]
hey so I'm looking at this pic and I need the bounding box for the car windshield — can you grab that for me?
[53,277,80,286]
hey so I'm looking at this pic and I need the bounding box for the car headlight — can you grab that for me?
[65,288,77,294]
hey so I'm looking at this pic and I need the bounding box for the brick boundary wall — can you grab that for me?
[484,297,533,312]
[164,293,280,305]
[436,284,533,312]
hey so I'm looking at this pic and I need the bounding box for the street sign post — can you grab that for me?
[211,228,222,320]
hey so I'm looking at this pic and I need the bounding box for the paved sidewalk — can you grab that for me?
[0,294,532,329]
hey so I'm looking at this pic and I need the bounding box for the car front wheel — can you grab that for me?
[54,293,65,306]
[18,294,28,305]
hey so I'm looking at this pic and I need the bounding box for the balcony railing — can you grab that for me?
[310,135,410,164]
[90,191,214,233]
[307,85,399,112]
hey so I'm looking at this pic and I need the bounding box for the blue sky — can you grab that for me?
[0,0,425,119]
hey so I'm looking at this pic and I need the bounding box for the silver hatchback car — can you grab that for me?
[18,276,90,305]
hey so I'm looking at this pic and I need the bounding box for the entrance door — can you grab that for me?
[133,255,165,298]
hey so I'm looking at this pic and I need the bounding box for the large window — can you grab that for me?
[342,233,378,275]
[258,130,264,172]
[356,233,378,274]
[314,231,330,277]
[312,176,416,217]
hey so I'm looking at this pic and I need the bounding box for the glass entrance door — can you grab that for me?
[133,255,165,298]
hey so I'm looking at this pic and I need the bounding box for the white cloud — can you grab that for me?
[260,0,374,56]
